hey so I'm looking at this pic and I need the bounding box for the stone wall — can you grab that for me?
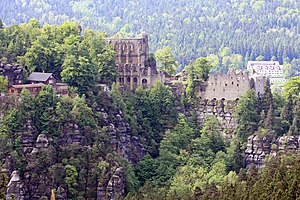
[202,70,267,100]
[245,134,300,170]
[204,70,251,100]
[104,35,165,90]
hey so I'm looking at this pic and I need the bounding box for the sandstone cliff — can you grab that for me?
[1,98,145,199]
[245,134,300,170]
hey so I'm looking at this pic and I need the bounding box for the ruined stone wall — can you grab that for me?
[104,34,149,65]
[104,35,165,90]
[245,134,300,170]
[250,75,267,96]
[204,71,251,100]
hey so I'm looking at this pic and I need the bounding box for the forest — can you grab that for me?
[0,1,300,199]
[0,0,300,75]
[0,20,299,199]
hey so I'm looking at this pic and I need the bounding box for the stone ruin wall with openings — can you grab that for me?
[104,34,165,90]
[203,70,252,100]
[186,71,267,132]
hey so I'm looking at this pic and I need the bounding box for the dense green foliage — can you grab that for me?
[0,86,110,199]
[127,82,300,199]
[0,5,300,198]
[0,20,116,93]
[0,76,8,93]
[1,0,300,72]
[155,47,177,75]
[234,89,260,143]
[111,81,178,156]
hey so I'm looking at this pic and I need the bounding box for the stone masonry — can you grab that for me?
[202,70,266,100]
[104,34,165,90]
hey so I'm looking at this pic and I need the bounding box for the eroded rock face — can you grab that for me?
[3,107,144,200]
[100,109,146,164]
[59,122,84,146]
[6,171,24,200]
[245,134,300,170]
[106,167,125,200]
[98,167,125,200]
[56,186,67,200]
[0,62,27,87]
[191,99,238,132]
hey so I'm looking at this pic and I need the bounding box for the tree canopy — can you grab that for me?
[1,0,300,71]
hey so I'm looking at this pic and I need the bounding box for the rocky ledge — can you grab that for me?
[245,134,300,170]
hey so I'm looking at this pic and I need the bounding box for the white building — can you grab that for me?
[247,61,286,84]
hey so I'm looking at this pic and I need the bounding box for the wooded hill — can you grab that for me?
[0,20,299,199]
[1,0,300,70]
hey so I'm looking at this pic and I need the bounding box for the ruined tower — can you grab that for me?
[104,34,165,90]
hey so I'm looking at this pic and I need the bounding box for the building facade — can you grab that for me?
[104,34,165,90]
[9,72,68,95]
[247,61,286,84]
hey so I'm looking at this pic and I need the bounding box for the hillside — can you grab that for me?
[0,19,299,199]
[0,1,300,199]
[1,0,300,69]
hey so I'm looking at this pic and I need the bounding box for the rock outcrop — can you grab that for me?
[105,110,146,164]
[6,171,24,200]
[98,167,125,200]
[2,102,145,200]
[0,62,27,87]
[245,134,300,170]
[192,99,238,131]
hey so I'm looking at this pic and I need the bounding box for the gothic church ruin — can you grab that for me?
[104,34,165,90]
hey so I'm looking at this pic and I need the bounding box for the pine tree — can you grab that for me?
[261,79,273,114]
[288,98,300,135]
[0,19,3,29]
[232,142,245,172]
[264,104,275,130]
[281,94,294,124]
[234,89,259,144]
[280,94,294,134]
